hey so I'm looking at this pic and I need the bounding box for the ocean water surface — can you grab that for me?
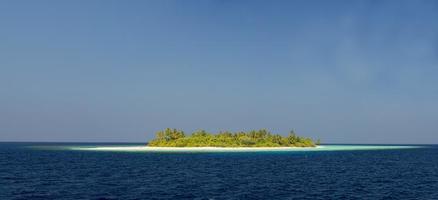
[1,143,438,199]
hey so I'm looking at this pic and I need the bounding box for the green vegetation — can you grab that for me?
[148,128,316,147]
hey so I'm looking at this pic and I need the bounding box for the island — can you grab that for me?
[148,128,317,147]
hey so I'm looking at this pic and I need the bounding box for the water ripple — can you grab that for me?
[0,143,437,199]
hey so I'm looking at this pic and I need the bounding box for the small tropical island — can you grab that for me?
[148,128,318,147]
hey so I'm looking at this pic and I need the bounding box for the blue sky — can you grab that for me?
[1,0,438,143]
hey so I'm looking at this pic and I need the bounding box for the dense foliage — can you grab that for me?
[148,128,316,147]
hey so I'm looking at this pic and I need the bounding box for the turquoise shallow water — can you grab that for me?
[62,144,420,152]
[1,143,437,199]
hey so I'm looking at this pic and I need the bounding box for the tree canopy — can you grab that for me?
[147,128,316,147]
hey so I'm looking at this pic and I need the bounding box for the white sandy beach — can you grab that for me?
[68,145,419,152]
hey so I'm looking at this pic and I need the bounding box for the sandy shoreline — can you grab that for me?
[72,146,320,152]
[68,145,419,152]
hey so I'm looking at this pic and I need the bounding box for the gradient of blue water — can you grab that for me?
[1,143,438,199]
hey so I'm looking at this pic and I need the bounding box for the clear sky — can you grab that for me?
[1,0,437,143]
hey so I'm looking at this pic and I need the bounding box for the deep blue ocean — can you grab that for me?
[1,143,438,200]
